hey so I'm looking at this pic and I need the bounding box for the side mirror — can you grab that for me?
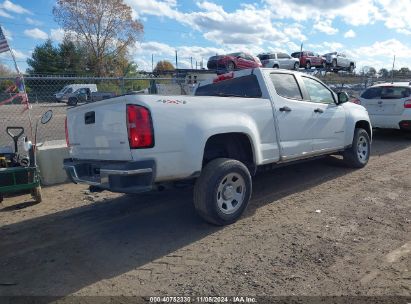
[337,92,349,104]
[41,110,53,124]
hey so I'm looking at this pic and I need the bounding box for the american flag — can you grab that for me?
[0,26,10,54]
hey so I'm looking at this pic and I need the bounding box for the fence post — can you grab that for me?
[120,77,125,94]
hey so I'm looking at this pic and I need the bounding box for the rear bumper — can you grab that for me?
[63,158,155,193]
[369,113,411,129]
[399,120,411,131]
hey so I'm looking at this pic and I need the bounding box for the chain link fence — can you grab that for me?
[0,71,410,152]
[0,75,193,150]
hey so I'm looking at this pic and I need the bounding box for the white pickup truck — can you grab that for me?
[64,68,372,225]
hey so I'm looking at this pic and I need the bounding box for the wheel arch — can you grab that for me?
[202,132,257,175]
[355,120,372,140]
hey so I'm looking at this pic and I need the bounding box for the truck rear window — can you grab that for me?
[195,75,262,98]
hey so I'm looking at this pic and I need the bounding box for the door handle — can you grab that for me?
[279,106,292,112]
[314,108,324,113]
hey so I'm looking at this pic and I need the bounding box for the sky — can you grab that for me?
[0,0,411,74]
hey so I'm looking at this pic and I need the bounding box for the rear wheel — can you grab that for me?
[193,158,252,226]
[294,62,300,70]
[343,128,370,168]
[67,97,78,106]
[305,61,311,69]
[31,186,42,203]
[273,64,279,69]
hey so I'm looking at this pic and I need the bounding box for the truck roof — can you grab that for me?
[197,67,319,88]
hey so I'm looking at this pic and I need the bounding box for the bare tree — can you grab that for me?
[53,0,143,76]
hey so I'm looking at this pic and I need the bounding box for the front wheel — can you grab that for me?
[343,128,371,168]
[226,61,235,71]
[193,158,252,226]
[305,61,311,69]
[294,62,300,70]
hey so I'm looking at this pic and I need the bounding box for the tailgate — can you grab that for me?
[67,101,132,160]
[362,86,409,116]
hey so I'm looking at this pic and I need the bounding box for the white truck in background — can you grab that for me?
[55,84,116,106]
[64,68,372,225]
[55,84,97,102]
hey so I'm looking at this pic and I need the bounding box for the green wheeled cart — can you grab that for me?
[0,166,42,203]
[0,110,53,204]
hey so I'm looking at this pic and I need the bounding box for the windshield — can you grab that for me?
[227,52,243,57]
[258,54,270,60]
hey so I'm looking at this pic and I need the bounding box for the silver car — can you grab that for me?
[324,52,356,72]
[355,82,411,131]
[257,52,300,70]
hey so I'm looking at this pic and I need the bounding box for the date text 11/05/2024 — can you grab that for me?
[149,296,257,303]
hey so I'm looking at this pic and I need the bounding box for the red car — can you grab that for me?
[291,51,326,69]
[207,52,262,71]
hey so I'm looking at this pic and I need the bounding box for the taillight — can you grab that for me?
[351,98,361,105]
[126,105,154,149]
[65,117,70,147]
[404,99,411,108]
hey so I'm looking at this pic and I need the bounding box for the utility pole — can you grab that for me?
[391,55,396,84]
[151,54,154,72]
[190,57,193,69]
[175,50,178,70]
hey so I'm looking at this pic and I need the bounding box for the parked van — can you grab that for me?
[54,84,97,102]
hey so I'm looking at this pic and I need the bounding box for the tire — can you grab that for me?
[226,61,235,71]
[305,61,311,69]
[31,186,42,203]
[332,59,338,69]
[349,64,354,73]
[322,62,326,69]
[193,158,252,226]
[67,97,78,106]
[294,62,300,70]
[343,128,371,168]
[273,64,279,69]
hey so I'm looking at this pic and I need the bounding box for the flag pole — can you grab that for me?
[9,44,34,141]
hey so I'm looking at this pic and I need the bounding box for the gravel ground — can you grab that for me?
[0,130,410,299]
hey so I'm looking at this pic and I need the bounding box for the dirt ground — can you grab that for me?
[0,129,410,299]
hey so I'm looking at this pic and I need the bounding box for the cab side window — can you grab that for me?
[302,77,335,104]
[270,73,303,100]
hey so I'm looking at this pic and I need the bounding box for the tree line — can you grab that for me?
[26,0,144,77]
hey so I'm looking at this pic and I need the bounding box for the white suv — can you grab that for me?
[258,52,300,70]
[354,82,411,131]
